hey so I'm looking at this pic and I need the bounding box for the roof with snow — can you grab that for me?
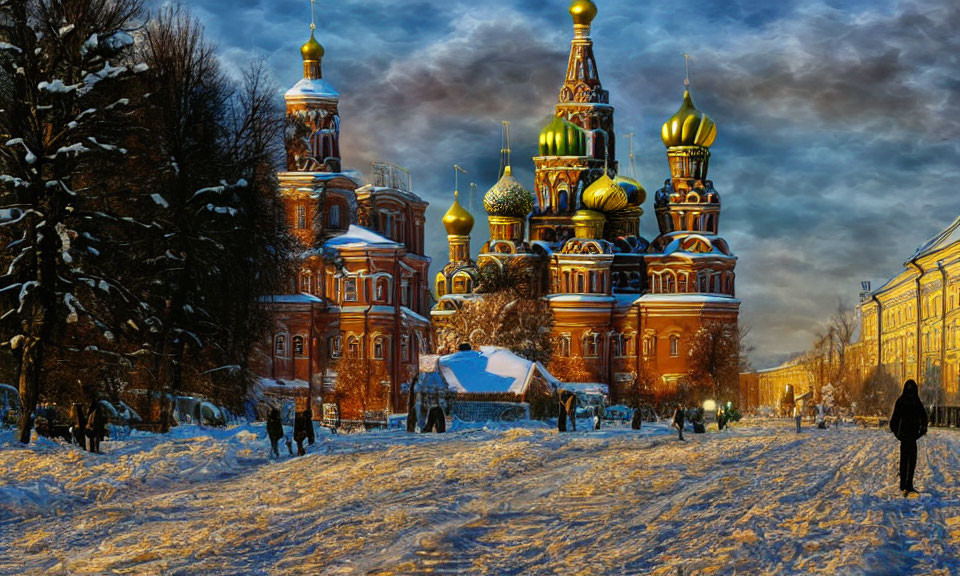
[324,225,400,249]
[911,215,960,261]
[285,77,339,101]
[438,346,557,395]
[261,293,324,304]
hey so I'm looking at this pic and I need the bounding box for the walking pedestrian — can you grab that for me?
[673,404,686,441]
[266,407,283,459]
[423,386,446,433]
[557,389,568,433]
[71,403,86,447]
[889,379,928,497]
[793,398,804,433]
[631,407,643,431]
[85,399,106,454]
[293,397,312,456]
[562,390,578,432]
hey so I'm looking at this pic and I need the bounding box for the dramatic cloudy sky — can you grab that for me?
[149,0,960,368]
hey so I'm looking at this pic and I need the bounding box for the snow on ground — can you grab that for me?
[1,420,960,575]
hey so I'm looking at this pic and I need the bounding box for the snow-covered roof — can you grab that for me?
[438,346,555,395]
[545,294,616,304]
[911,215,960,261]
[324,225,400,249]
[402,306,430,326]
[261,293,324,304]
[260,378,310,389]
[285,77,339,101]
[558,383,609,396]
[638,294,741,305]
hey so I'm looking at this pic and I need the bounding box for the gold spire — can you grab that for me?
[301,1,324,79]
[661,89,717,148]
[570,0,598,27]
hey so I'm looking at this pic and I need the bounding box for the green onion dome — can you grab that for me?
[483,166,534,218]
[539,116,587,157]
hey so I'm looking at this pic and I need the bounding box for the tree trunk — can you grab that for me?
[17,337,43,444]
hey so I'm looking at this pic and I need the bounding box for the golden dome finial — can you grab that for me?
[301,31,325,62]
[570,0,597,27]
[661,88,717,148]
[443,193,474,237]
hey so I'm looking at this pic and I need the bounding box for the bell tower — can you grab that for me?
[530,0,619,246]
[284,1,342,173]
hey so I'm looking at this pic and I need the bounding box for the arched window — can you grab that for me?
[670,335,680,357]
[297,205,307,229]
[328,336,341,359]
[664,272,675,293]
[436,276,447,298]
[401,335,410,362]
[374,337,386,360]
[344,278,358,302]
[293,336,305,356]
[300,271,311,293]
[583,333,599,357]
[329,204,340,228]
[577,274,586,293]
[348,337,361,358]
[376,278,389,302]
[558,335,571,357]
[275,335,286,356]
[678,274,688,294]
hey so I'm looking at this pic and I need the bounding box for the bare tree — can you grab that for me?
[688,322,740,403]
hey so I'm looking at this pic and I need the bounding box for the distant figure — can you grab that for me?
[631,407,643,431]
[673,404,686,441]
[71,403,86,447]
[423,387,447,434]
[558,390,578,432]
[266,408,284,458]
[293,397,314,456]
[557,389,567,432]
[793,399,804,433]
[85,400,106,454]
[717,407,726,431]
[889,379,928,496]
[593,405,602,431]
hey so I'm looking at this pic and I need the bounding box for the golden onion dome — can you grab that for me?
[614,176,647,207]
[569,0,598,26]
[442,193,474,236]
[661,90,717,148]
[301,31,325,62]
[571,209,605,224]
[539,116,588,157]
[582,173,629,213]
[483,166,534,218]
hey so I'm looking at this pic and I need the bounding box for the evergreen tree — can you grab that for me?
[0,0,147,443]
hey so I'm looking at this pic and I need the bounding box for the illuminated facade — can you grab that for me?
[253,25,432,416]
[432,0,740,401]
[859,217,960,403]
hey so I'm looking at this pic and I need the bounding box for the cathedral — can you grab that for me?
[252,22,432,418]
[432,0,740,402]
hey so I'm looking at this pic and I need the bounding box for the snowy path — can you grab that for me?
[1,421,960,575]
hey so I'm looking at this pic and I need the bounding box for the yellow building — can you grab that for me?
[755,360,813,411]
[859,217,960,403]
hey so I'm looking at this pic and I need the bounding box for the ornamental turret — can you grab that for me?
[485,122,534,244]
[654,86,722,239]
[284,20,341,173]
[530,0,619,245]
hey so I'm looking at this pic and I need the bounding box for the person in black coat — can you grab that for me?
[266,408,284,458]
[71,403,86,448]
[889,379,928,495]
[631,407,643,431]
[673,404,686,441]
[85,400,106,454]
[293,398,313,456]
